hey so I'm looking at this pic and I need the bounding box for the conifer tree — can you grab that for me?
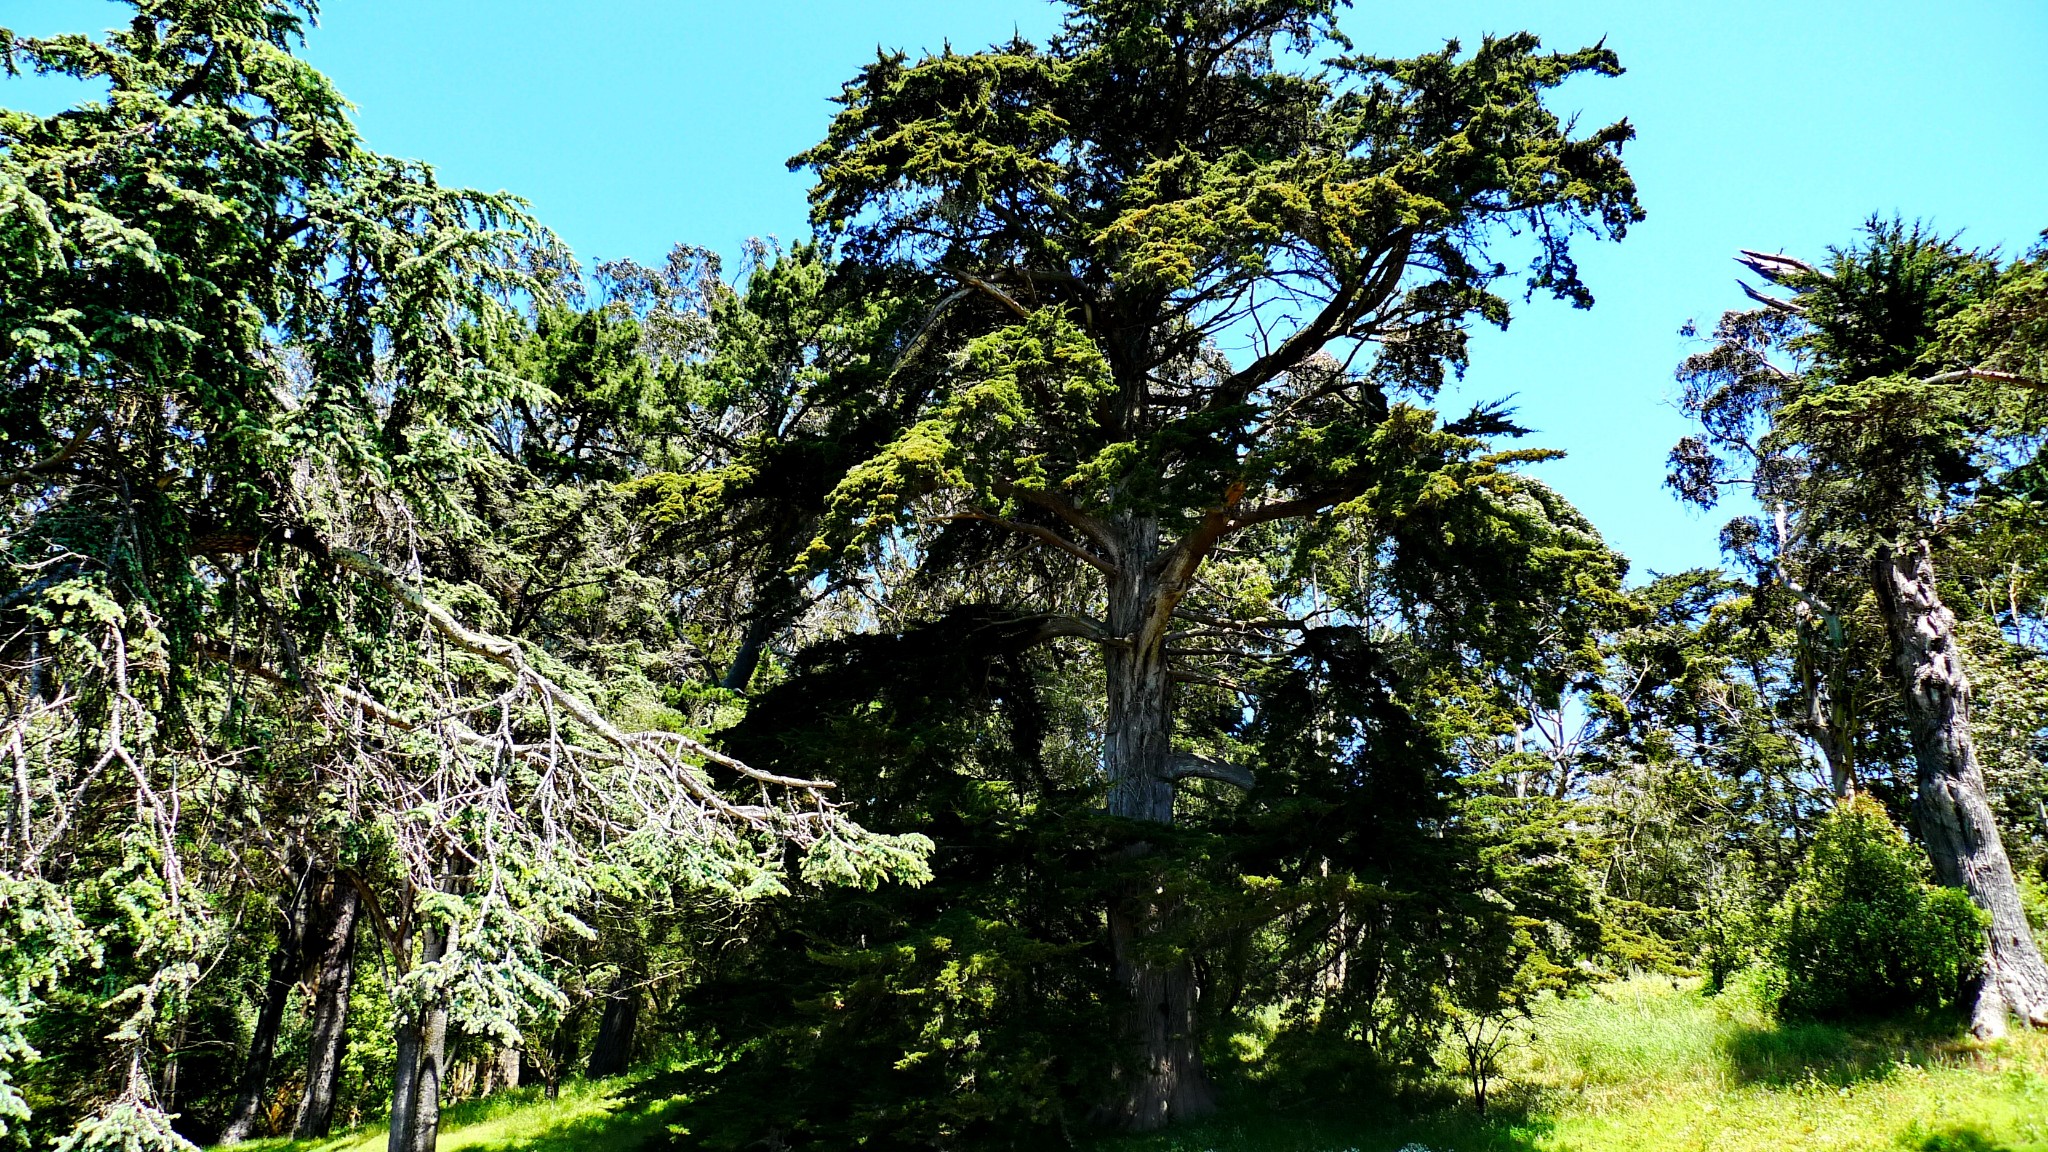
[793,0,1640,1125]
[0,5,928,1147]
[1672,222,2048,1035]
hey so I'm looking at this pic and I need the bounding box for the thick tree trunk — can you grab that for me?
[1873,540,2048,1036]
[720,615,773,693]
[586,974,641,1079]
[1098,514,1216,1131]
[293,877,361,1139]
[218,875,309,1144]
[494,1046,522,1092]
[387,925,450,1152]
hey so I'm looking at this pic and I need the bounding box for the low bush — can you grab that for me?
[1771,796,1986,1019]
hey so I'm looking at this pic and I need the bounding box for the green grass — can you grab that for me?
[1100,976,2048,1152]
[233,1074,689,1152]
[225,978,2048,1152]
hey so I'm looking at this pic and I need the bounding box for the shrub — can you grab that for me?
[1772,796,1987,1019]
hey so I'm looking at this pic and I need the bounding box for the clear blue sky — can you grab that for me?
[7,1,2046,578]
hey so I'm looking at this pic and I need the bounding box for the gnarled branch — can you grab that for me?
[1162,753,1255,791]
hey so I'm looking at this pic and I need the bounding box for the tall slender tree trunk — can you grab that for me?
[585,972,641,1079]
[1099,514,1215,1131]
[1794,609,1858,802]
[293,876,361,1140]
[1873,540,2048,1036]
[387,924,450,1152]
[218,873,310,1144]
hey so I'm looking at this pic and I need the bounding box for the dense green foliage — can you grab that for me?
[1773,797,1987,1019]
[2,1,2046,1149]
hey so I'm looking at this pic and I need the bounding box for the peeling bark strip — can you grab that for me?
[1873,540,2048,1035]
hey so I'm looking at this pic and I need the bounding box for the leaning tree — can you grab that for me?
[1671,220,2048,1035]
[791,0,1639,1126]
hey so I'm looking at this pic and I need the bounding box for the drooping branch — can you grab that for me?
[198,639,613,776]
[323,546,836,796]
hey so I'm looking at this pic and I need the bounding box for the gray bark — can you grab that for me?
[1874,540,2048,1036]
[1098,514,1217,1130]
[387,925,450,1152]
[218,873,309,1144]
[292,877,360,1139]
[719,614,773,693]
[1792,603,1858,802]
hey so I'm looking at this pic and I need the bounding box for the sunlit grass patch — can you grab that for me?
[1099,975,2048,1152]
[230,1074,685,1152]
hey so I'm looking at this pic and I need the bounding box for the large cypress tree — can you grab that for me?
[791,0,1640,1126]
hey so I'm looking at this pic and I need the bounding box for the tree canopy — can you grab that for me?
[3,2,2045,1150]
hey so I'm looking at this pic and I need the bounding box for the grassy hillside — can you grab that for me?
[234,978,2048,1152]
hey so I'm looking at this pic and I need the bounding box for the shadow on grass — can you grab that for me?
[1910,1124,2018,1152]
[1719,1013,1972,1088]
[229,1069,699,1152]
[1086,1094,1558,1152]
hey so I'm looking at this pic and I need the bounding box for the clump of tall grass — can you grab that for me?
[1520,974,1739,1092]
